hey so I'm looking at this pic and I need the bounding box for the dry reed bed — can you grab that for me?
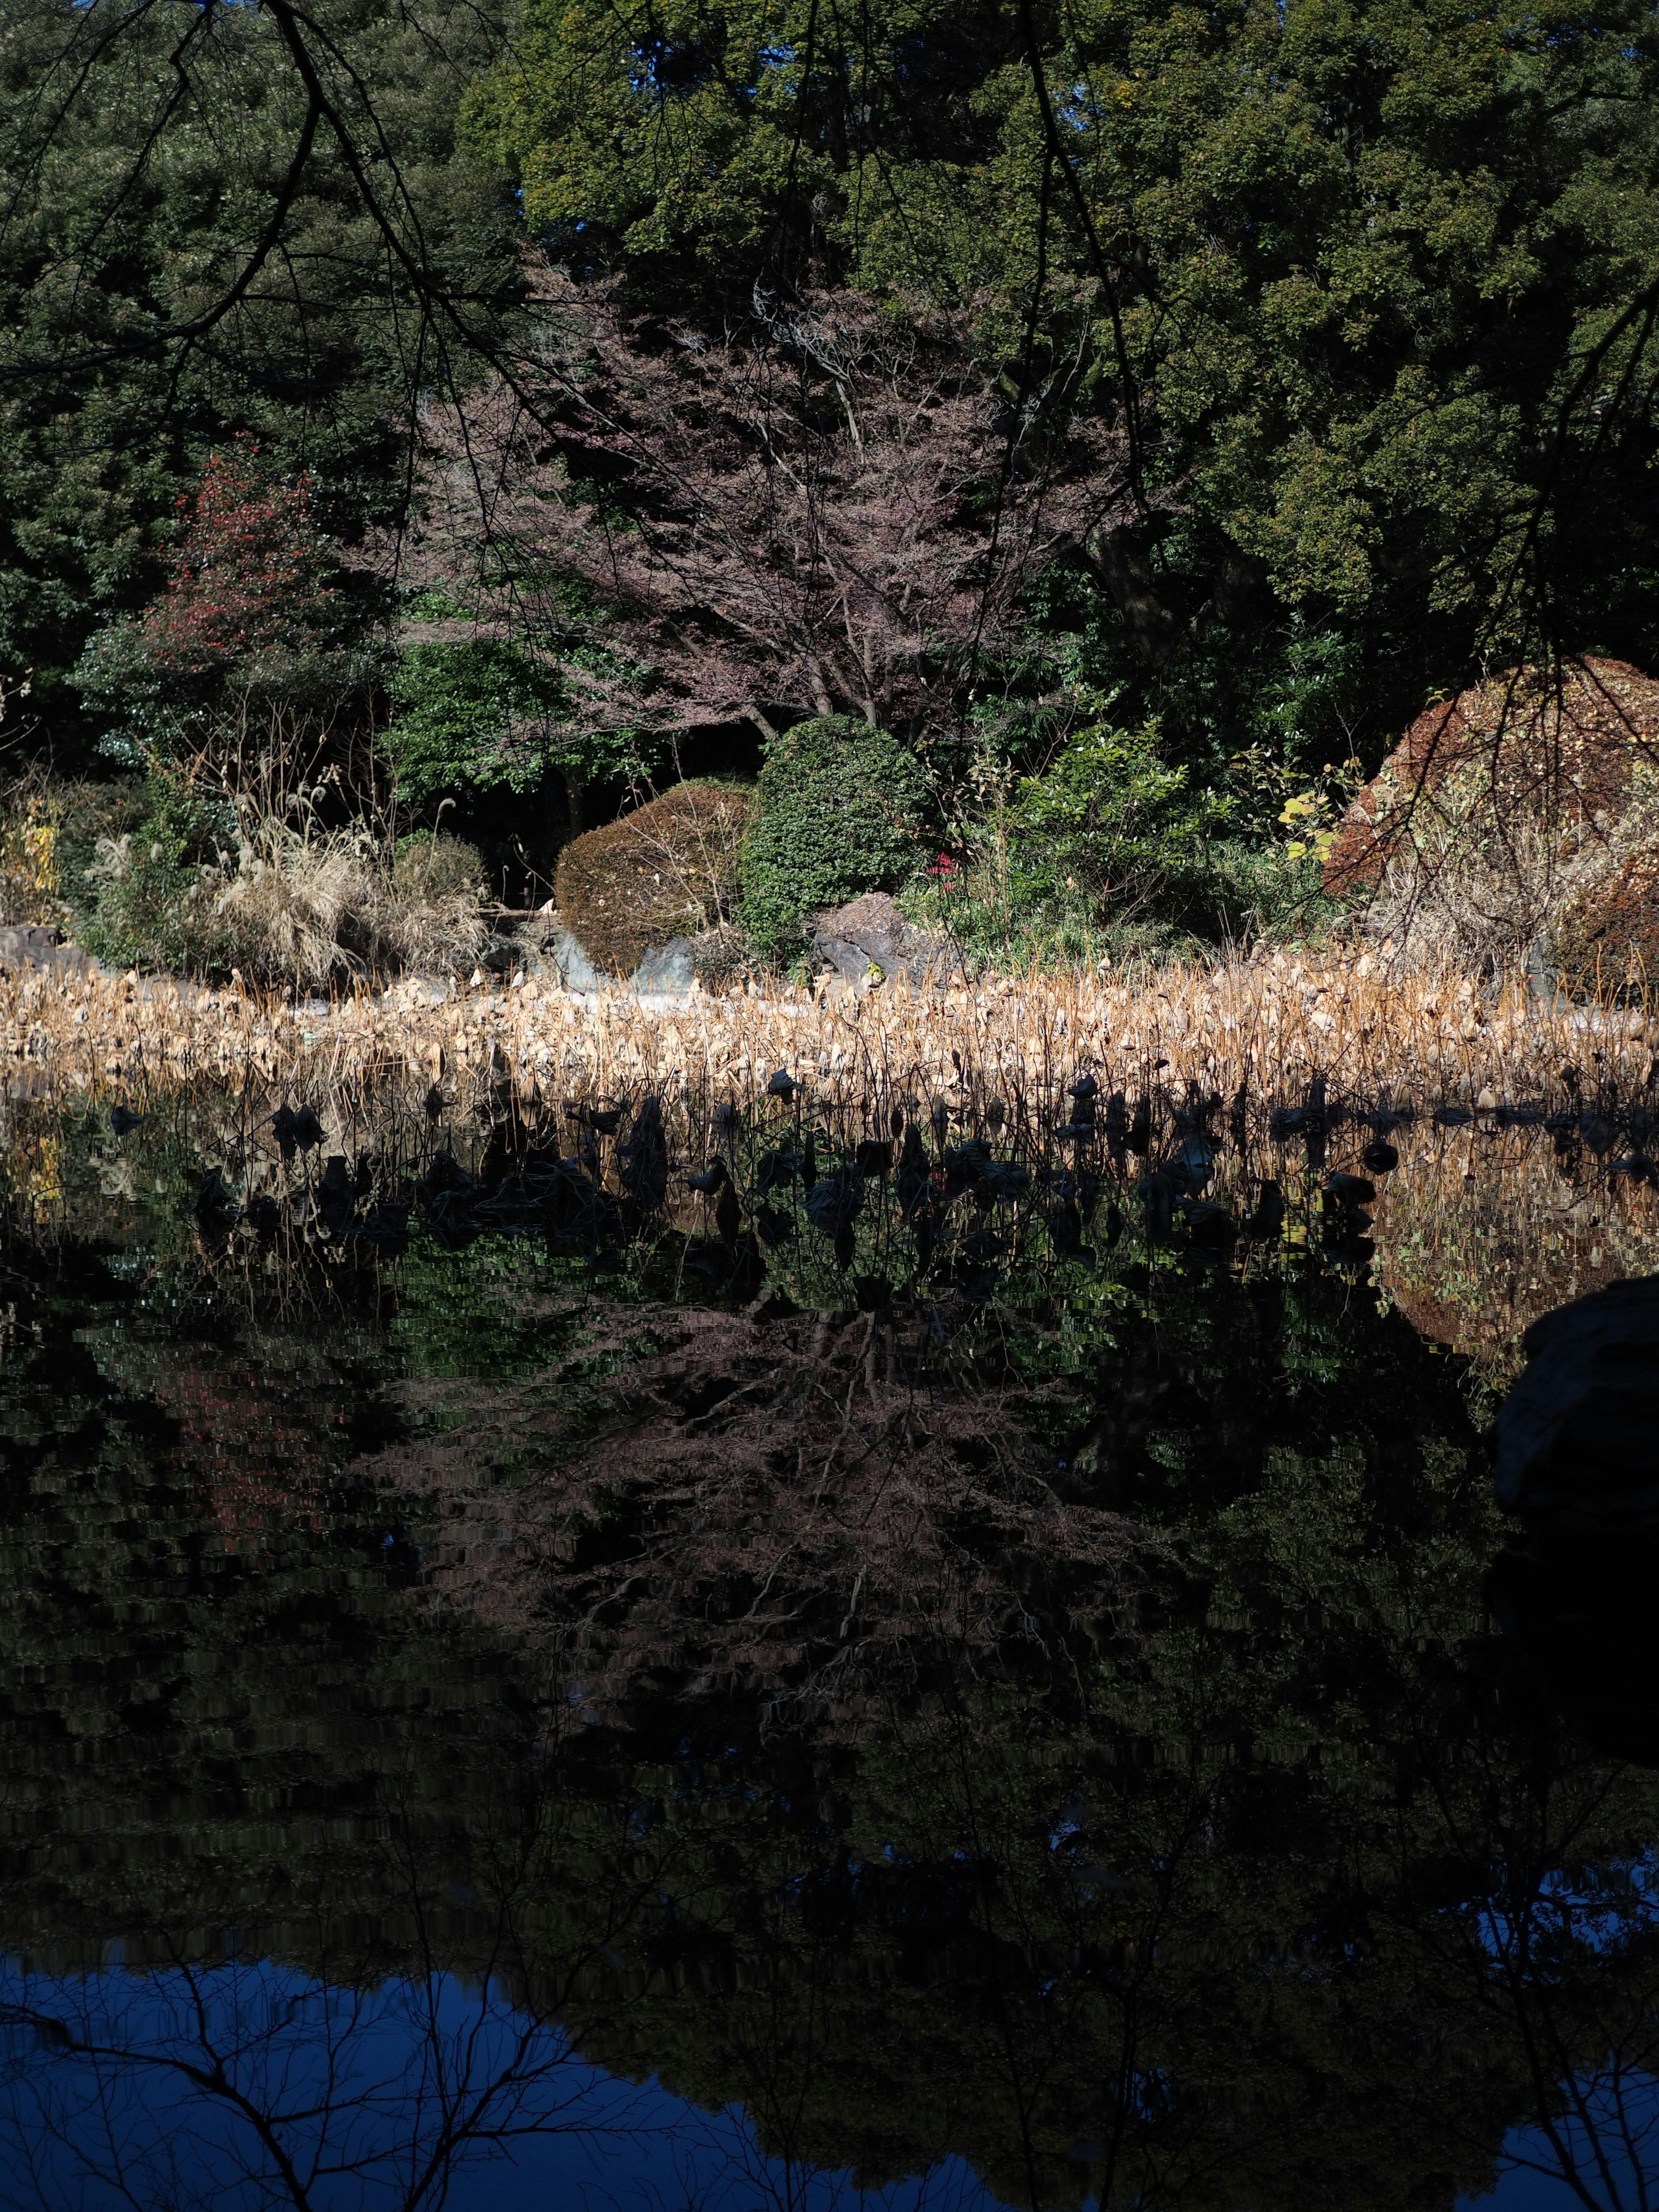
[0,950,1648,1118]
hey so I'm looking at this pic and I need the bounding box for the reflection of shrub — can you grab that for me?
[738,718,925,954]
[556,781,753,974]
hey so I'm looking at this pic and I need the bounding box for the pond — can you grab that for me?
[0,1079,1656,2212]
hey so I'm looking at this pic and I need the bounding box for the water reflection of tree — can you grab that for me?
[0,1951,656,2212]
[3,1222,1659,2210]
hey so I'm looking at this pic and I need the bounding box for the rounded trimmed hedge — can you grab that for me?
[737,717,927,953]
[554,780,752,976]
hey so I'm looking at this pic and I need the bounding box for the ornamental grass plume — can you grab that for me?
[214,818,380,990]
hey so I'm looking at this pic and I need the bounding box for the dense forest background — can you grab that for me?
[2,0,1656,975]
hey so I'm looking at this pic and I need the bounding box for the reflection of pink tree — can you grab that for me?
[405,274,1131,743]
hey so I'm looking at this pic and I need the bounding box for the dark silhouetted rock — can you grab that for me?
[1487,1535,1659,1764]
[1495,1273,1659,1524]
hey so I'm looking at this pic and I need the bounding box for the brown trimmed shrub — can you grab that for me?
[1323,658,1659,900]
[1319,658,1659,969]
[554,780,752,975]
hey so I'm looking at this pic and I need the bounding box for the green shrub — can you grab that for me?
[738,717,926,953]
[387,638,665,810]
[1197,838,1336,944]
[556,780,753,974]
[905,710,1337,966]
[77,769,230,973]
[1004,716,1227,919]
[52,781,148,926]
[387,641,566,805]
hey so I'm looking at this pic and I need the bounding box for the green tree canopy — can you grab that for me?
[470,0,1659,751]
[0,0,518,741]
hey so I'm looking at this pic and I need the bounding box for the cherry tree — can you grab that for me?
[403,273,1132,747]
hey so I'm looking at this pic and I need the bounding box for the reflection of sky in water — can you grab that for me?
[1462,2068,1659,2212]
[0,1958,1004,2212]
[1472,1854,1659,1961]
[1459,1858,1659,2212]
[7,1108,1659,2212]
[6,1952,1656,2212]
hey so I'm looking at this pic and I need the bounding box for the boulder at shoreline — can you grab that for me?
[810,893,962,991]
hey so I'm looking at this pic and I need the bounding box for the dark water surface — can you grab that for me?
[0,1090,1655,2212]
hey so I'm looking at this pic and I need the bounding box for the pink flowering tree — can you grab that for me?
[399,274,1133,757]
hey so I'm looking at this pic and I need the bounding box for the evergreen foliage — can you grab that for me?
[387,640,569,807]
[0,0,516,734]
[74,768,227,973]
[470,0,1659,752]
[1005,714,1228,919]
[738,718,927,953]
[75,441,371,762]
[3,0,1659,968]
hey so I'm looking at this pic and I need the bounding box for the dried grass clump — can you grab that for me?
[377,833,489,976]
[214,824,379,988]
[554,781,751,976]
[6,940,1657,1127]
[214,820,488,987]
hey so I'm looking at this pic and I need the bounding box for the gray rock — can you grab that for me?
[1495,1273,1659,1523]
[0,925,97,976]
[810,893,962,989]
[632,938,697,998]
[542,927,606,992]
